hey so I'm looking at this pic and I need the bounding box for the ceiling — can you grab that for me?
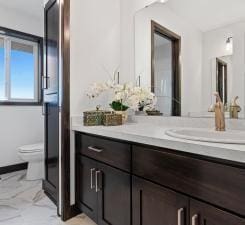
[1,0,245,33]
[0,0,43,20]
[163,0,245,32]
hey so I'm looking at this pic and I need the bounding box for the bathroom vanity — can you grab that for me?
[71,0,245,223]
[73,118,245,225]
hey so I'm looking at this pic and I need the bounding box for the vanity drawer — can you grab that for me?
[78,134,131,172]
[132,145,245,216]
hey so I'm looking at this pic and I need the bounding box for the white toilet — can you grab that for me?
[18,143,44,181]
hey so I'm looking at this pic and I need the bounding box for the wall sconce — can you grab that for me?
[226,37,233,52]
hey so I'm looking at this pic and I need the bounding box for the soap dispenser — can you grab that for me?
[230,96,241,119]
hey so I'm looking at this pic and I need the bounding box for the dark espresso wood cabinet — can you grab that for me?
[76,155,131,225]
[97,161,131,225]
[190,199,245,225]
[132,176,245,225]
[75,133,245,225]
[132,176,188,225]
[76,156,98,221]
[43,0,60,205]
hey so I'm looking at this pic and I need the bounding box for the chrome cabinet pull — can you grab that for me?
[95,170,101,192]
[90,168,95,189]
[42,76,46,89]
[192,214,199,225]
[42,76,50,89]
[88,146,103,153]
[46,76,50,89]
[178,208,184,225]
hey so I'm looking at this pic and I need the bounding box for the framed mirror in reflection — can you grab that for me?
[134,0,245,119]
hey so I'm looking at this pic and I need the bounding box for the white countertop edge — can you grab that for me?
[72,124,245,164]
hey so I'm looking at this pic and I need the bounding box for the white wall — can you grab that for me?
[70,0,121,116]
[120,0,157,84]
[0,4,44,167]
[0,4,43,37]
[202,21,245,112]
[135,3,203,115]
[70,0,157,116]
[0,107,44,167]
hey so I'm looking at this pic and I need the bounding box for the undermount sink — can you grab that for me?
[165,128,245,144]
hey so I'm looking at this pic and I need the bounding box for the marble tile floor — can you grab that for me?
[0,170,96,225]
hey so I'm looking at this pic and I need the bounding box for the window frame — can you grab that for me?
[0,26,43,106]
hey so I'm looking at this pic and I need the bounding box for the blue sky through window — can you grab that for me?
[10,49,35,99]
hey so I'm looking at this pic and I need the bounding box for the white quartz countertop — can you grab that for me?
[72,117,245,164]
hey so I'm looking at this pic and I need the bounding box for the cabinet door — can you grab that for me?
[43,0,59,206]
[97,162,131,225]
[190,199,245,225]
[76,156,98,222]
[132,176,188,225]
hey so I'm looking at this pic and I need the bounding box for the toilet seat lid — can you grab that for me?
[19,143,44,153]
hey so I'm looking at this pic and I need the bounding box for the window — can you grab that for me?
[0,32,42,104]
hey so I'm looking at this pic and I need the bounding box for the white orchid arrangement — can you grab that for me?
[86,80,115,99]
[133,86,156,111]
[86,80,156,111]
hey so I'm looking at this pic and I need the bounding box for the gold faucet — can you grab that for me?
[230,96,241,119]
[214,92,225,131]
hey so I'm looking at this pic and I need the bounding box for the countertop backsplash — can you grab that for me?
[71,115,245,131]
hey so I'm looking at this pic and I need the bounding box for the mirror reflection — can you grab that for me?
[134,0,245,119]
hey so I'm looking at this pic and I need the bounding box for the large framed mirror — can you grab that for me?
[134,0,245,119]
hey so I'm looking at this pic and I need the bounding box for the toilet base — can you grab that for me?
[26,161,44,181]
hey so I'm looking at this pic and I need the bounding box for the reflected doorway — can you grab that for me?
[151,21,181,116]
